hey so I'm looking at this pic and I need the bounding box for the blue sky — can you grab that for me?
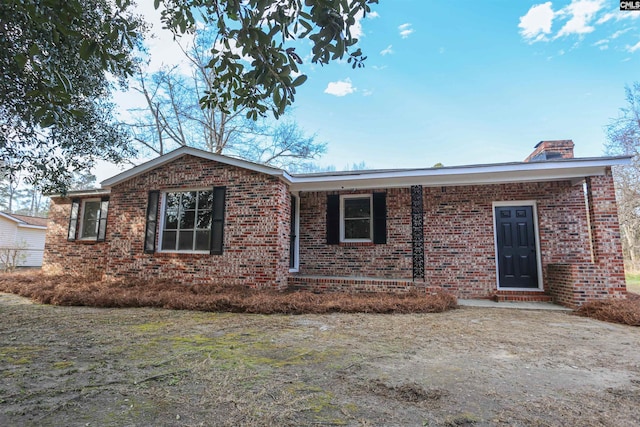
[104,0,640,180]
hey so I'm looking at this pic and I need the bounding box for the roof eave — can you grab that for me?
[17,223,47,230]
[46,189,112,198]
[101,146,285,188]
[287,157,629,192]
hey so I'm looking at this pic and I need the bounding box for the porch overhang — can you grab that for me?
[285,156,631,192]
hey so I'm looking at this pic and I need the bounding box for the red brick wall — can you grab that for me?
[297,188,413,278]
[296,180,622,301]
[43,198,108,278]
[45,155,292,289]
[546,172,627,306]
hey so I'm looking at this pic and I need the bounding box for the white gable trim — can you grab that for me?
[0,212,47,230]
[17,223,47,230]
[0,212,22,224]
[101,146,288,188]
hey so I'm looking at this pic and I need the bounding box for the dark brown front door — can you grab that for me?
[495,206,539,288]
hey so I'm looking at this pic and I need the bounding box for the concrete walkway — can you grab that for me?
[458,299,572,311]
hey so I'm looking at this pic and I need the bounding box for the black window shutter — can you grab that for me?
[67,199,80,241]
[326,194,339,245]
[96,197,109,242]
[144,191,159,254]
[210,186,226,255]
[373,192,387,244]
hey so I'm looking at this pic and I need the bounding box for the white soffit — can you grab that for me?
[286,157,630,192]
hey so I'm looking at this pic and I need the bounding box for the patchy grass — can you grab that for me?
[575,293,640,326]
[626,272,640,294]
[0,272,457,315]
[2,291,640,426]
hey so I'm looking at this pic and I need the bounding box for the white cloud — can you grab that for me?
[612,28,632,39]
[555,0,605,38]
[597,8,640,24]
[593,38,609,49]
[398,23,414,39]
[324,79,356,97]
[350,10,365,39]
[518,2,555,43]
[596,11,615,24]
[367,11,380,19]
[380,45,393,56]
[627,41,640,53]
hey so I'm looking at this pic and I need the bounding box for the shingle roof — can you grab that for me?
[1,212,48,227]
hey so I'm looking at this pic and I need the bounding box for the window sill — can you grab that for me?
[156,250,211,256]
[339,241,374,247]
[74,238,101,244]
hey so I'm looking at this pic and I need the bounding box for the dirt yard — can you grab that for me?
[1,293,639,427]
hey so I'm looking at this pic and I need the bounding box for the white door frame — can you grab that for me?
[492,201,544,291]
[289,193,300,272]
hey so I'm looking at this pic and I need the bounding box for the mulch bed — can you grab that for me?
[575,292,640,326]
[0,272,457,314]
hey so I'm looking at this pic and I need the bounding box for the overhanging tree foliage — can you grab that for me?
[158,0,378,118]
[0,0,143,192]
[1,0,376,192]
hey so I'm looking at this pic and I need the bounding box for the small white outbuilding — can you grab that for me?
[0,212,48,268]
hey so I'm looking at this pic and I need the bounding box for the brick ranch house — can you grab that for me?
[44,140,630,307]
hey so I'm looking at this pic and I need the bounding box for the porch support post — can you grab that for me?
[411,185,425,280]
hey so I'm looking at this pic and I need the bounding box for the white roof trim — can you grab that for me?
[101,146,286,188]
[0,212,47,229]
[47,189,111,198]
[0,211,22,224]
[287,157,630,192]
[95,145,630,192]
[17,223,47,230]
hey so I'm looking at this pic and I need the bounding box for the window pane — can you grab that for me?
[195,230,210,251]
[81,201,101,238]
[345,219,370,239]
[161,231,177,250]
[164,208,179,229]
[181,192,197,210]
[162,190,216,251]
[178,231,194,250]
[81,220,98,238]
[198,191,213,209]
[166,193,180,209]
[180,210,195,229]
[197,211,212,229]
[344,198,370,219]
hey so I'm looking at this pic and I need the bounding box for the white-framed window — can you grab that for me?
[340,194,373,242]
[160,189,213,252]
[68,197,109,242]
[79,199,102,240]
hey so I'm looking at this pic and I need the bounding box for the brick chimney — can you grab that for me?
[524,140,574,162]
